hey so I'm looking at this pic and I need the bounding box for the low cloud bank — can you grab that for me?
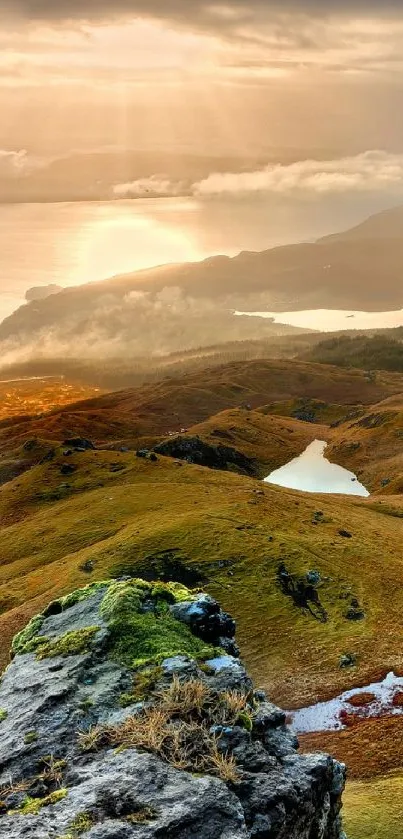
[113,175,190,199]
[113,151,403,201]
[195,151,403,197]
[0,285,288,368]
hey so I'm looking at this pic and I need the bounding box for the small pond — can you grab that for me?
[264,440,369,497]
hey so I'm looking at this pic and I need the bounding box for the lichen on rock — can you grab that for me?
[0,578,346,838]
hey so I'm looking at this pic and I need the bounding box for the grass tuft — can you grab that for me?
[24,730,38,745]
[78,677,254,783]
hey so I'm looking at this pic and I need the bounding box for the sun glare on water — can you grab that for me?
[69,206,202,286]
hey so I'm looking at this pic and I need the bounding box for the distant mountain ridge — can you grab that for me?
[1,204,403,360]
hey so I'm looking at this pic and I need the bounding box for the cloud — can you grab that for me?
[193,151,403,197]
[3,2,403,53]
[0,285,243,366]
[113,151,403,200]
[0,149,29,176]
[2,2,403,92]
[3,1,403,24]
[113,176,190,199]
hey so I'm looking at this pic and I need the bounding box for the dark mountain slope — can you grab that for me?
[1,206,403,357]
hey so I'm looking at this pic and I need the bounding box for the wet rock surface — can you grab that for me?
[0,580,346,839]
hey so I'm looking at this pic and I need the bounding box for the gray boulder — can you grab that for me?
[0,579,346,839]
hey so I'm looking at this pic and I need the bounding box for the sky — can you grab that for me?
[1,2,403,328]
[3,1,403,158]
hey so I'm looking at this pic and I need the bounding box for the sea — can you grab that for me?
[1,195,401,328]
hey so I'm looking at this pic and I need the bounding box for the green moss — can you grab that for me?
[100,579,193,624]
[11,582,111,659]
[12,615,46,657]
[24,730,38,745]
[56,581,111,612]
[78,699,94,712]
[90,578,213,668]
[127,806,157,824]
[0,709,7,723]
[108,607,217,669]
[198,662,215,675]
[36,627,101,660]
[120,666,163,706]
[236,711,253,732]
[151,581,192,604]
[100,580,151,622]
[11,788,67,815]
[10,577,198,680]
[21,635,50,655]
[68,812,95,834]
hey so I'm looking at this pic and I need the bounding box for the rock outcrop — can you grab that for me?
[0,579,346,838]
[153,435,257,476]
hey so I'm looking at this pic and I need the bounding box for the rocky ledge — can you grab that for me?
[153,435,257,476]
[0,579,346,838]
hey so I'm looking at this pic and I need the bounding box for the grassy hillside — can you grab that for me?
[1,447,403,705]
[2,328,403,391]
[0,336,318,389]
[0,358,401,496]
[0,362,403,838]
[343,775,403,839]
[1,440,403,839]
[306,334,403,373]
[1,359,402,454]
[327,394,403,493]
[187,408,329,477]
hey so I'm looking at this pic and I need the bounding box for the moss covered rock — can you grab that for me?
[0,579,346,839]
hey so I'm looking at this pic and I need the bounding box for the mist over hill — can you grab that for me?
[306,333,403,372]
[1,205,403,368]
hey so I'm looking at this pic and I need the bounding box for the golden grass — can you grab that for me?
[327,395,403,493]
[79,677,245,782]
[1,449,403,714]
[343,774,403,839]
[157,677,211,717]
[1,359,402,457]
[188,408,329,478]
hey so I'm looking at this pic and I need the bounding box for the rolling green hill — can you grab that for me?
[1,359,403,838]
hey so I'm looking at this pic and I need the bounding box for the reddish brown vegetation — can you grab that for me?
[346,692,376,708]
[300,715,403,780]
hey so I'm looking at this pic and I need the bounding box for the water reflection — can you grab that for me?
[264,440,369,496]
[237,308,403,331]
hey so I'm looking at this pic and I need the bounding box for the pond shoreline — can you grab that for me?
[264,439,369,497]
